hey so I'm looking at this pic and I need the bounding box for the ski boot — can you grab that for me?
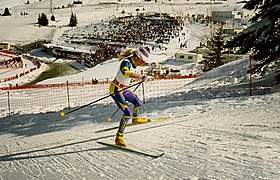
[132,117,151,124]
[115,132,126,147]
[132,106,151,124]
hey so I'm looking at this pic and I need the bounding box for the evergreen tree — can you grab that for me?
[2,7,11,16]
[69,13,78,27]
[38,14,41,23]
[225,0,280,73]
[51,14,55,21]
[38,13,48,26]
[199,26,225,72]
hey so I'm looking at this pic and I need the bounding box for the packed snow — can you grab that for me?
[0,57,279,179]
[0,0,280,179]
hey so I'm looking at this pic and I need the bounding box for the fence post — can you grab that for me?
[66,81,70,110]
[249,54,252,96]
[7,91,11,116]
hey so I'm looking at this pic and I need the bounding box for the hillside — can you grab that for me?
[1,0,279,179]
[0,58,279,179]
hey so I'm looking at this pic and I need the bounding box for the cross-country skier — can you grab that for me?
[109,47,151,147]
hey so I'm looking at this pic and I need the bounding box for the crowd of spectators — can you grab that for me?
[101,13,183,46]
[0,56,23,69]
[20,39,51,53]
[0,55,41,84]
[65,13,183,67]
[80,43,121,67]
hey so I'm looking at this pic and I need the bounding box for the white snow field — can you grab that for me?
[0,0,280,179]
[0,58,279,179]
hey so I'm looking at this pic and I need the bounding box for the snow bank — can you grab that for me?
[189,58,250,88]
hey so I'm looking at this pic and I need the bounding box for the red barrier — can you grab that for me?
[0,67,38,83]
[154,74,200,80]
[0,50,18,55]
[0,74,200,90]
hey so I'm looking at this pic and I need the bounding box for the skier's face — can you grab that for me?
[134,55,146,66]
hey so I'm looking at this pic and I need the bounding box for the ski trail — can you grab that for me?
[86,149,125,179]
[43,143,85,180]
[60,132,129,179]
[205,127,280,178]
[0,91,279,179]
[178,123,279,178]
[141,112,280,179]
[6,141,45,179]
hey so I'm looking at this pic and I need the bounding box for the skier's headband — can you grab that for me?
[134,47,149,61]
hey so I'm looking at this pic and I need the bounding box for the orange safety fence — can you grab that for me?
[0,74,275,118]
[0,74,200,90]
[0,77,196,117]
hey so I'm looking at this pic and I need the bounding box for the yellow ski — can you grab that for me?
[98,141,164,158]
[95,114,188,133]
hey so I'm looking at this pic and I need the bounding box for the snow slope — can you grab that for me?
[1,0,279,179]
[0,0,243,45]
[0,58,279,179]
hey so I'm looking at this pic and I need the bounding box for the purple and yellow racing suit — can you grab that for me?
[109,57,142,133]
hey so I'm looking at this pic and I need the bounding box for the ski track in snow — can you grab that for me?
[1,95,279,179]
[0,0,279,179]
[0,59,279,179]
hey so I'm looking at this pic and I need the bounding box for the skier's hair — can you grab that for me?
[118,48,135,61]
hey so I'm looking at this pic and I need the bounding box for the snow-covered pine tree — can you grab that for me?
[199,26,225,72]
[69,13,78,27]
[51,14,55,21]
[2,7,11,16]
[225,0,280,73]
[38,13,48,26]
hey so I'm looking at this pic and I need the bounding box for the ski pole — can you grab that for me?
[60,81,143,117]
[142,82,145,104]
[107,64,157,121]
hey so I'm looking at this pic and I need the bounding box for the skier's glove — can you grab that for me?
[138,74,149,82]
[150,62,160,67]
[142,75,149,82]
